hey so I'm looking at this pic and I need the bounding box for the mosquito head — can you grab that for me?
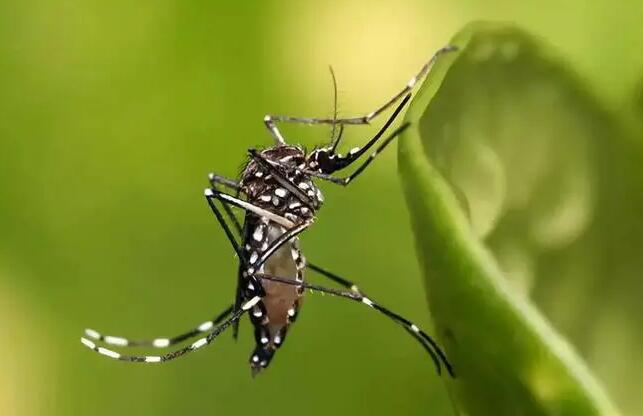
[307,147,352,174]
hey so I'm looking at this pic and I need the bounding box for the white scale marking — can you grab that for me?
[214,192,295,227]
[104,336,128,346]
[255,171,263,178]
[275,188,287,197]
[242,296,261,311]
[145,356,162,363]
[362,297,374,307]
[289,201,301,209]
[98,347,121,359]
[84,328,100,340]
[253,227,263,242]
[198,321,213,332]
[274,335,282,344]
[349,147,360,155]
[153,338,170,348]
[191,338,207,350]
[249,252,259,264]
[260,337,269,344]
[81,337,96,350]
[260,195,271,202]
[253,309,262,317]
[204,188,214,197]
[298,182,310,190]
[411,324,420,333]
[287,308,296,317]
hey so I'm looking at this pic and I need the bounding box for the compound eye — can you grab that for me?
[309,149,337,173]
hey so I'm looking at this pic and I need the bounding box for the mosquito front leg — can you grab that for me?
[205,187,294,232]
[264,46,457,128]
[208,173,241,192]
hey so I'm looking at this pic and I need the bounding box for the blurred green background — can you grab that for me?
[1,1,642,415]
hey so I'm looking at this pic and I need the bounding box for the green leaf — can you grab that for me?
[398,22,621,416]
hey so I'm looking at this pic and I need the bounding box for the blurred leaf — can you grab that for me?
[398,22,621,415]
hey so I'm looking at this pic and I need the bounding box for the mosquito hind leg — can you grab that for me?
[81,297,261,363]
[83,304,234,349]
[256,273,455,377]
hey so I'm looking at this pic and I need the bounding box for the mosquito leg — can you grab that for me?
[83,304,234,349]
[255,274,454,377]
[264,46,457,128]
[306,263,452,373]
[208,173,241,192]
[307,262,364,295]
[80,297,261,363]
[261,93,410,187]
[205,188,294,229]
[255,220,312,269]
[264,115,289,145]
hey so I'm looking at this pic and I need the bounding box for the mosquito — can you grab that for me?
[80,46,457,377]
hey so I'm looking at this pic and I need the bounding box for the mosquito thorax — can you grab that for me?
[241,145,324,221]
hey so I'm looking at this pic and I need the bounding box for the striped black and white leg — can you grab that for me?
[80,297,261,363]
[255,274,454,377]
[83,304,234,350]
[205,187,294,229]
[263,46,457,128]
[306,264,453,376]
